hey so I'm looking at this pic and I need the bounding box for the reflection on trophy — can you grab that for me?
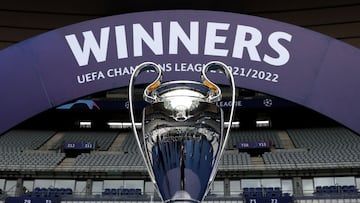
[129,61,236,203]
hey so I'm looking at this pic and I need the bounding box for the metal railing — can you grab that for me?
[1,161,360,172]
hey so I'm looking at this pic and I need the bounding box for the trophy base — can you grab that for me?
[165,190,201,203]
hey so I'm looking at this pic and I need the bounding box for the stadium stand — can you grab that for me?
[73,152,145,171]
[262,127,360,169]
[0,151,65,171]
[120,132,140,153]
[287,127,360,150]
[0,130,55,151]
[0,127,360,203]
[219,152,252,170]
[1,126,360,202]
[0,131,141,172]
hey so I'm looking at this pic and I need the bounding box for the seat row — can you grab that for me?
[314,185,358,195]
[102,188,142,196]
[0,152,65,167]
[0,130,56,151]
[243,187,293,203]
[243,187,283,197]
[28,187,73,197]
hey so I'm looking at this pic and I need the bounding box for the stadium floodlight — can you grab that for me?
[256,119,271,127]
[122,122,132,129]
[107,122,141,129]
[107,122,123,129]
[224,121,240,128]
[79,121,91,128]
[128,61,236,203]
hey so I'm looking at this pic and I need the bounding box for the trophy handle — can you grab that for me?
[201,61,236,198]
[128,61,163,189]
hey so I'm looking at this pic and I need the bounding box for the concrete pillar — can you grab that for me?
[15,178,23,196]
[293,177,303,196]
[224,178,230,196]
[86,179,93,196]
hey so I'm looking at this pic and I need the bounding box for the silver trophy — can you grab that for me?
[129,61,236,203]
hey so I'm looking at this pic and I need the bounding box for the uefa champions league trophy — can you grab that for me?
[128,61,236,203]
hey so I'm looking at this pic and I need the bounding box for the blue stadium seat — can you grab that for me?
[322,186,330,193]
[110,188,117,195]
[343,185,358,194]
[315,186,322,194]
[121,188,129,195]
[64,188,73,195]
[102,188,111,195]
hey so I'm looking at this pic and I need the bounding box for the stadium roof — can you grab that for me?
[1,0,359,50]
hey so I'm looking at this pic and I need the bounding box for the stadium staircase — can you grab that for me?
[38,132,64,151]
[278,130,295,149]
[56,157,76,171]
[108,132,127,151]
[250,156,265,169]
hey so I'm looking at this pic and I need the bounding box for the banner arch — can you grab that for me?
[0,10,359,134]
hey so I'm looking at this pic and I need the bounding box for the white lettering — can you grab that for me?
[158,63,172,72]
[204,22,229,56]
[216,100,242,107]
[232,25,261,61]
[133,22,163,57]
[169,21,199,54]
[65,21,293,68]
[65,27,110,66]
[77,71,105,83]
[263,31,292,66]
[115,25,128,59]
[107,66,135,77]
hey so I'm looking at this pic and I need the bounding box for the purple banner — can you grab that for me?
[0,10,359,135]
[237,141,271,149]
[56,97,296,110]
[63,142,96,150]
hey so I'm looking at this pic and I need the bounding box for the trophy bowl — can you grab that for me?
[129,61,235,203]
